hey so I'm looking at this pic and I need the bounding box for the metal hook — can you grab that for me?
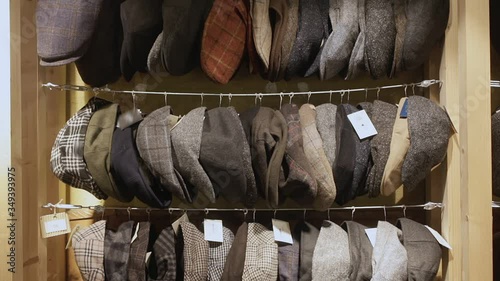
[327,209,331,221]
[253,208,256,222]
[205,208,209,217]
[340,91,345,104]
[164,93,168,106]
[412,84,416,96]
[279,93,284,109]
[146,208,151,221]
[201,93,204,106]
[351,207,356,221]
[219,94,223,107]
[303,209,307,220]
[403,206,407,218]
[243,209,248,220]
[365,88,368,101]
[273,209,277,219]
[307,91,312,104]
[347,90,350,104]
[329,90,333,103]
[377,87,381,100]
[127,207,131,221]
[404,85,408,97]
[132,92,137,110]
[228,93,232,106]
[383,206,387,221]
[258,93,263,105]
[289,92,294,104]
[168,208,173,216]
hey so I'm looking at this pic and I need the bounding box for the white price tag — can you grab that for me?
[40,212,71,238]
[204,219,224,242]
[45,219,67,233]
[347,110,378,140]
[365,228,377,247]
[272,219,293,244]
[172,213,189,237]
[131,223,140,244]
[425,225,452,249]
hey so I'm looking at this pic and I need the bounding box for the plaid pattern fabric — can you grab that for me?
[72,220,106,281]
[181,222,209,281]
[104,221,134,281]
[208,227,235,281]
[136,106,188,202]
[50,98,110,199]
[299,104,337,210]
[150,226,177,281]
[253,0,272,70]
[278,236,300,281]
[201,0,248,84]
[128,222,151,281]
[242,223,278,281]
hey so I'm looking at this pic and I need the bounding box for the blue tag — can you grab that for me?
[400,99,409,118]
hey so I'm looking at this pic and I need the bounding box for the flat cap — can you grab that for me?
[242,223,278,281]
[148,226,177,281]
[346,0,366,80]
[128,222,150,281]
[315,104,337,168]
[351,102,373,199]
[181,222,209,281]
[341,221,373,281]
[208,226,235,280]
[295,221,320,281]
[253,0,273,72]
[221,222,248,281]
[312,221,351,280]
[104,221,134,281]
[72,220,106,281]
[371,221,407,281]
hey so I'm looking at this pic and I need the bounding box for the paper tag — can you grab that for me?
[272,219,293,244]
[172,213,189,237]
[400,98,409,118]
[131,223,140,244]
[40,212,71,238]
[365,228,377,247]
[425,225,452,249]
[117,109,144,129]
[204,219,224,243]
[347,110,378,140]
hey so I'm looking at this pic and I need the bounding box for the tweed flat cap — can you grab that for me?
[397,218,441,281]
[364,0,396,79]
[366,100,398,198]
[390,0,407,78]
[222,222,248,281]
[279,104,317,206]
[208,226,235,281]
[286,0,329,79]
[253,0,272,71]
[319,0,359,80]
[400,0,449,72]
[252,107,288,206]
[492,111,500,197]
[36,0,103,66]
[181,222,209,281]
[402,96,451,191]
[240,107,261,145]
[120,0,163,81]
[372,221,408,281]
[75,0,122,87]
[316,104,337,168]
[300,104,337,210]
[136,106,190,203]
[346,0,366,80]
[201,0,247,84]
[147,32,167,74]
[341,221,373,281]
[148,226,177,281]
[171,107,215,207]
[294,221,320,281]
[85,104,131,202]
[72,220,106,281]
[242,223,278,281]
[245,0,265,75]
[105,221,134,281]
[278,234,300,281]
[161,0,213,76]
[51,98,110,199]
[128,222,150,281]
[381,98,410,196]
[312,221,351,280]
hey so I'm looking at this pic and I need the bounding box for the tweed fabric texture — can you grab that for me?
[104,221,134,281]
[208,226,235,281]
[402,96,451,191]
[390,0,407,78]
[300,104,337,210]
[381,98,410,196]
[240,107,261,145]
[120,0,163,81]
[36,0,102,66]
[136,106,189,202]
[295,221,320,281]
[279,104,317,206]
[493,111,500,196]
[171,107,215,207]
[201,0,247,84]
[346,0,366,79]
[252,107,288,207]
[221,222,248,281]
[372,221,408,281]
[181,222,209,281]
[304,0,333,77]
[316,104,337,168]
[397,218,441,281]
[319,0,359,80]
[149,226,177,281]
[242,223,278,281]
[402,0,449,71]
[244,0,264,74]
[312,221,351,281]
[286,0,329,79]
[253,0,272,70]
[51,98,110,199]
[278,234,300,281]
[341,221,373,281]
[84,103,128,201]
[72,220,106,281]
[147,32,167,74]
[364,0,396,79]
[128,222,150,281]
[366,101,398,197]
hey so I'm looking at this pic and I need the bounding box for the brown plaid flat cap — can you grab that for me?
[72,220,106,281]
[128,222,150,281]
[36,0,103,66]
[221,222,248,281]
[105,221,134,281]
[136,106,190,203]
[242,223,278,281]
[51,98,110,199]
[208,226,235,281]
[148,226,177,281]
[181,222,209,281]
[253,0,272,71]
[201,0,248,84]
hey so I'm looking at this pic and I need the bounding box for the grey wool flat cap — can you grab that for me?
[104,221,134,281]
[319,0,359,80]
[147,32,167,74]
[492,110,500,197]
[312,221,351,280]
[316,103,337,168]
[346,0,366,80]
[390,0,407,78]
[341,221,373,281]
[372,221,407,281]
[366,100,398,198]
[171,107,215,207]
[351,102,374,198]
[136,106,190,203]
[364,0,396,79]
[402,96,451,191]
[397,218,441,281]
